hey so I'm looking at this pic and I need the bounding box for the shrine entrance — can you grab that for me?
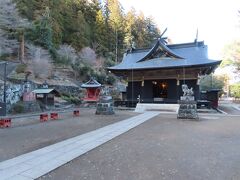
[84,88,101,102]
[152,81,168,99]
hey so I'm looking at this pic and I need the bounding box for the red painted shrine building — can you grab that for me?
[108,38,221,104]
[81,78,101,102]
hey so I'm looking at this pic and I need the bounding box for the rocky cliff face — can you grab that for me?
[0,82,23,111]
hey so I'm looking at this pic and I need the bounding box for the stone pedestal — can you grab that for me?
[177,100,199,120]
[96,96,115,115]
[177,84,198,120]
[180,96,195,101]
[96,102,114,115]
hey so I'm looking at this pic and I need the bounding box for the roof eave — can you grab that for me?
[108,60,222,72]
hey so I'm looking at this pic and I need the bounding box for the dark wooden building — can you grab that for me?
[32,89,60,106]
[108,38,221,104]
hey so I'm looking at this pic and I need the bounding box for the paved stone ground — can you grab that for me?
[0,109,137,162]
[1,100,240,180]
[0,112,159,179]
[39,113,240,180]
[218,100,240,115]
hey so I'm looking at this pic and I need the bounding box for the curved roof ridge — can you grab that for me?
[137,39,184,62]
[81,77,102,88]
[137,40,160,62]
[158,41,184,59]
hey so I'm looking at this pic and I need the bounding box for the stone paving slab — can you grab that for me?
[0,109,136,162]
[39,113,240,180]
[0,112,159,180]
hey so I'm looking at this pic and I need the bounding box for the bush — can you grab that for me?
[73,63,93,79]
[92,71,106,84]
[69,97,81,105]
[11,102,24,114]
[110,88,121,100]
[230,83,240,99]
[106,74,116,85]
[104,57,115,67]
[61,95,81,105]
[200,75,224,91]
[54,55,71,66]
[15,64,27,73]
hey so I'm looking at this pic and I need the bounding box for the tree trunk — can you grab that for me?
[19,33,25,63]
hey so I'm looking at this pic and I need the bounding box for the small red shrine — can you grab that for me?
[81,78,102,102]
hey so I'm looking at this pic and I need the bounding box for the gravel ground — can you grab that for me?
[0,108,137,161]
[39,113,240,180]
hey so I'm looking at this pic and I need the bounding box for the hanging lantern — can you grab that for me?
[177,74,180,86]
[141,76,144,86]
[197,78,200,85]
[177,79,180,86]
[197,74,200,85]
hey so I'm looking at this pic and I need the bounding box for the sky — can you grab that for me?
[119,0,240,59]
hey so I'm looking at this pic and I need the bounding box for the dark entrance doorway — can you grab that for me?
[152,80,168,98]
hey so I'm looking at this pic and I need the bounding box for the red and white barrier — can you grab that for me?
[0,118,11,128]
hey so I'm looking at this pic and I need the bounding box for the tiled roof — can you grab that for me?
[32,89,54,94]
[108,41,221,71]
[81,78,102,88]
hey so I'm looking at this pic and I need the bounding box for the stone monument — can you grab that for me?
[96,88,114,115]
[177,84,199,120]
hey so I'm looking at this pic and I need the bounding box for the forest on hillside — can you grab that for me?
[0,0,161,84]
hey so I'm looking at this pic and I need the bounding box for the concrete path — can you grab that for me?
[218,100,240,115]
[0,112,159,180]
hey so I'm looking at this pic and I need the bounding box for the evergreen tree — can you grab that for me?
[105,0,125,61]
[95,9,109,56]
[145,16,160,45]
[13,0,161,63]
[31,7,53,49]
[61,3,90,50]
[124,8,137,48]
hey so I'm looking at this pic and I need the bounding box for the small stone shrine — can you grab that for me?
[177,84,199,120]
[96,90,114,115]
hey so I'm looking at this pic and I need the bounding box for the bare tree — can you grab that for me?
[30,47,52,79]
[95,57,105,70]
[79,47,97,66]
[0,29,18,56]
[57,44,78,65]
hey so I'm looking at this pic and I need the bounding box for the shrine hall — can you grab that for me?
[108,37,221,105]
